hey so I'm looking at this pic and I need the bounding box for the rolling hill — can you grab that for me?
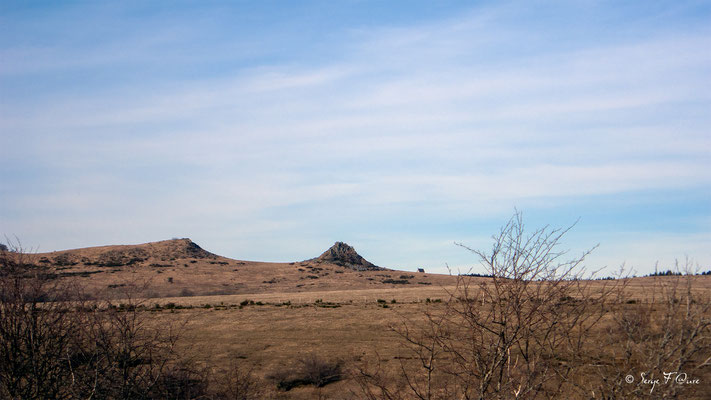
[29,238,456,298]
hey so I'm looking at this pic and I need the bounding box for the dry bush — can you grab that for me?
[353,351,412,400]
[0,241,84,399]
[584,261,711,399]
[0,241,212,399]
[150,361,211,399]
[69,289,187,399]
[268,354,343,391]
[357,214,711,399]
[217,362,263,400]
[299,354,343,387]
[356,212,619,399]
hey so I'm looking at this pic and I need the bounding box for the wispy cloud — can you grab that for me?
[1,1,710,273]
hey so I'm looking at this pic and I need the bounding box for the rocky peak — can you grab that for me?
[314,242,382,271]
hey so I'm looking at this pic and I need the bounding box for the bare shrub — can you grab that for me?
[0,240,210,399]
[269,354,343,391]
[0,241,84,399]
[357,212,618,399]
[150,361,211,399]
[353,356,405,400]
[357,214,711,399]
[217,361,263,400]
[73,294,186,399]
[585,260,711,399]
[299,354,343,387]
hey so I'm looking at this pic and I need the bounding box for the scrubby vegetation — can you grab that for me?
[382,278,410,285]
[267,355,343,391]
[354,213,711,399]
[0,242,261,400]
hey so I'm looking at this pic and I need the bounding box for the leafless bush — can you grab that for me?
[357,213,711,399]
[357,212,619,399]
[0,241,84,399]
[72,292,186,399]
[268,354,342,391]
[0,240,209,399]
[300,354,343,387]
[585,260,711,399]
[151,362,211,400]
[353,352,411,400]
[216,361,263,400]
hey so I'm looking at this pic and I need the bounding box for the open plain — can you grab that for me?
[8,238,707,399]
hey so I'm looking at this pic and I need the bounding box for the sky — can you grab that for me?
[1,1,710,276]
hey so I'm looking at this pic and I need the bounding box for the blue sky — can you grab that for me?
[1,1,710,275]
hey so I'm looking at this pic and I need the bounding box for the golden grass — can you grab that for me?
[150,295,446,399]
[139,276,711,399]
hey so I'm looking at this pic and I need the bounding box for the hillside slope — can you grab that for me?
[29,239,455,298]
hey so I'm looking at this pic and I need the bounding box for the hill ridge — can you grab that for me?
[19,238,452,298]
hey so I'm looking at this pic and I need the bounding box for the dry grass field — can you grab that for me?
[149,292,454,399]
[139,276,711,399]
[3,232,711,399]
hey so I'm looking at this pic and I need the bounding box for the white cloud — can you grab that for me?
[2,2,710,269]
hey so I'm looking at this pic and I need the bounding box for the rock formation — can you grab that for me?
[313,242,383,271]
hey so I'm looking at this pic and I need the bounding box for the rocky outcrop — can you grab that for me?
[313,242,383,271]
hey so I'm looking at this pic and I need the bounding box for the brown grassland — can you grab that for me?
[2,216,710,399]
[147,277,711,399]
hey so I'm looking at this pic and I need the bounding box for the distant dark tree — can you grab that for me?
[646,269,682,277]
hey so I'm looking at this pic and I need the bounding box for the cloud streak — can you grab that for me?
[1,1,710,273]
